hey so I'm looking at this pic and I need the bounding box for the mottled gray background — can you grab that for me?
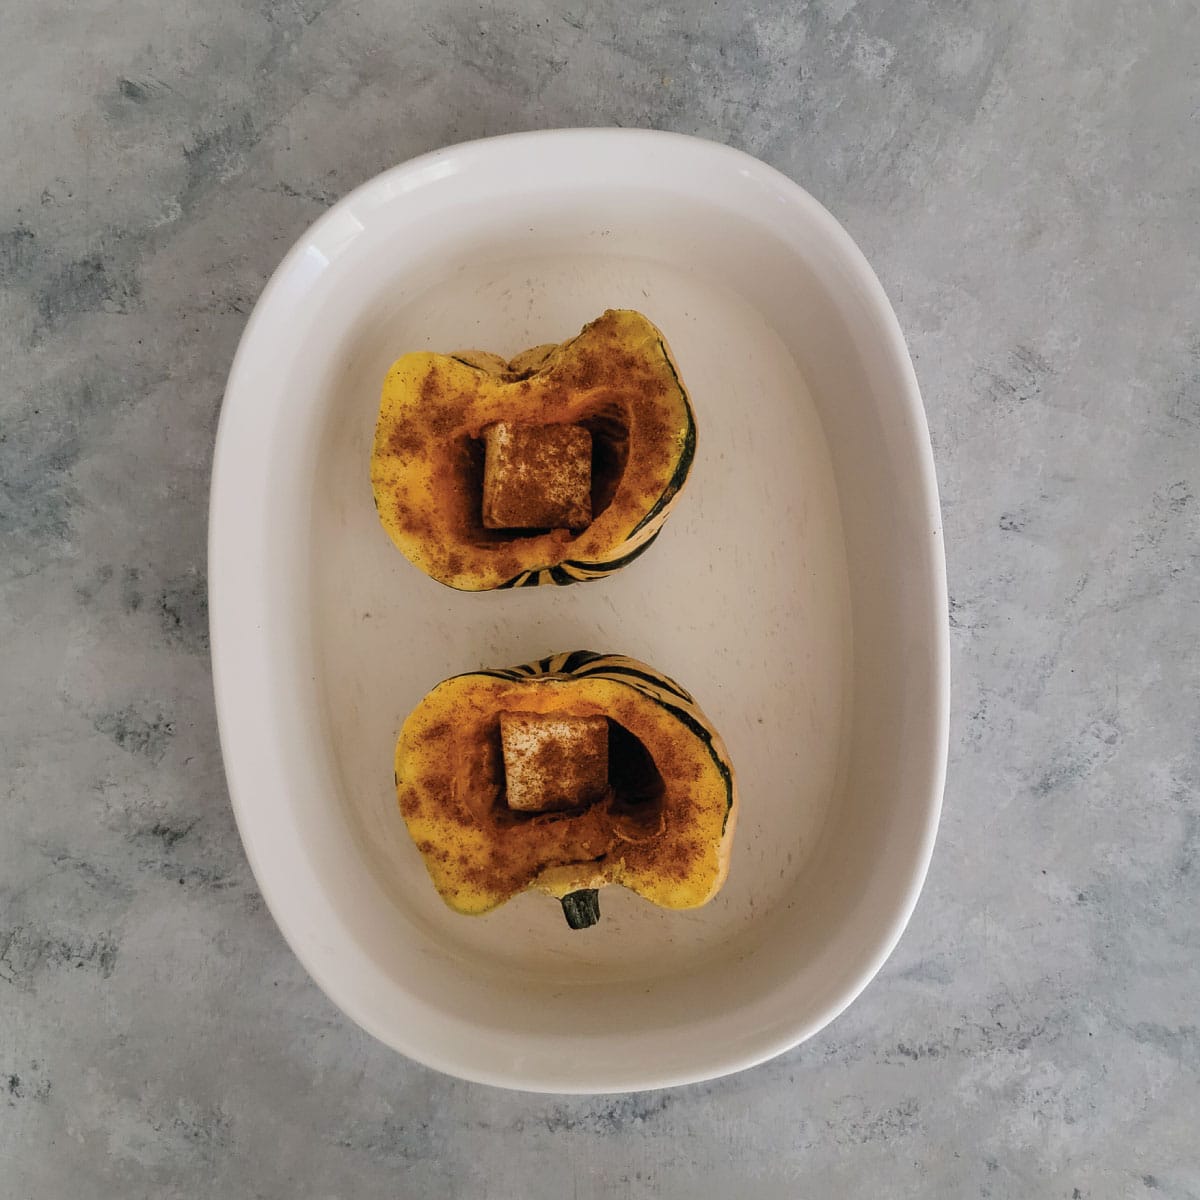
[2,0,1197,1196]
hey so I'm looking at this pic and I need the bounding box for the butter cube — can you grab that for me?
[500,712,609,812]
[481,422,592,531]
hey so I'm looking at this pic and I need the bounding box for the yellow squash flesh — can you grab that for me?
[395,652,737,924]
[371,309,696,590]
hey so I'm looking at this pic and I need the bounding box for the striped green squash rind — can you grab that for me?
[496,529,664,590]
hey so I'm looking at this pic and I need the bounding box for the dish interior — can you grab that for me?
[314,249,851,983]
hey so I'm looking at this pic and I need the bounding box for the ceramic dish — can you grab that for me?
[209,129,949,1092]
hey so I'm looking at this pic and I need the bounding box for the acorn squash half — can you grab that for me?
[370,309,696,590]
[395,651,737,928]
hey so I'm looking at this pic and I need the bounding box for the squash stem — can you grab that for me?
[560,889,601,929]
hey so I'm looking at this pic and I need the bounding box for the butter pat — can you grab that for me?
[481,421,592,531]
[500,712,609,812]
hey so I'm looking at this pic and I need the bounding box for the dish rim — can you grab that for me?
[209,127,950,1092]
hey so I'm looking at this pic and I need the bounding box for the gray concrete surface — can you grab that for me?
[2,1,1198,1196]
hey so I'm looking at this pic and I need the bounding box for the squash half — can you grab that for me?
[371,309,696,590]
[396,651,737,926]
